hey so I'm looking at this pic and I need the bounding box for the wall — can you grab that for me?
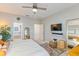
[0,12,40,40]
[42,5,79,41]
[42,16,66,41]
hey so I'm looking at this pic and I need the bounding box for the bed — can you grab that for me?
[6,39,49,56]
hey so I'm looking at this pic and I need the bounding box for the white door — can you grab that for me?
[34,24,44,42]
[13,23,23,40]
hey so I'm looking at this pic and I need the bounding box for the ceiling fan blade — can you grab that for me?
[37,7,47,10]
[22,3,47,11]
[22,6,32,8]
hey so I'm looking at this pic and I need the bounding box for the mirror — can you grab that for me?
[24,27,30,39]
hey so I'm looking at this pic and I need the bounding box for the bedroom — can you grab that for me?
[0,3,79,56]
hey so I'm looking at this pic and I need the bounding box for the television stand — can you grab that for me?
[52,33,63,35]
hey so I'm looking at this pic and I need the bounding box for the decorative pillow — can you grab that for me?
[0,44,2,49]
[0,50,6,56]
[0,40,4,45]
[49,41,54,48]
[1,48,7,52]
[2,45,7,49]
[68,45,79,56]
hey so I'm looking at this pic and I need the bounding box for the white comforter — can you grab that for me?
[6,39,49,56]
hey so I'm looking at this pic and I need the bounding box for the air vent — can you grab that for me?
[25,15,30,17]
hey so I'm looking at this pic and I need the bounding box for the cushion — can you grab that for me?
[57,40,65,49]
[0,40,4,45]
[68,45,79,56]
[0,50,6,56]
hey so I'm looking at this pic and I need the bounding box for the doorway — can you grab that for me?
[12,23,23,40]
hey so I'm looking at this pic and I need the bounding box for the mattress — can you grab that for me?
[6,39,49,56]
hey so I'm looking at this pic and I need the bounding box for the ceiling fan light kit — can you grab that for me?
[32,8,37,13]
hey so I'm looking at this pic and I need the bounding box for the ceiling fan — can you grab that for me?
[22,3,47,14]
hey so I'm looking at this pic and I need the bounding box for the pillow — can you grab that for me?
[1,49,7,52]
[49,41,54,48]
[2,45,7,49]
[68,45,79,56]
[0,40,4,45]
[0,50,6,56]
[0,44,2,49]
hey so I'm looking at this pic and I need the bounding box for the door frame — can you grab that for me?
[12,22,23,40]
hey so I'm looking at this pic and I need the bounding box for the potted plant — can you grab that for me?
[0,25,11,41]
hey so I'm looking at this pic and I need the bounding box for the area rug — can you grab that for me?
[40,43,67,56]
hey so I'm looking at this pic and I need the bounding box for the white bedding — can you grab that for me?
[6,39,49,56]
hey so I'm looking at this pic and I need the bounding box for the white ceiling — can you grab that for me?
[0,3,77,19]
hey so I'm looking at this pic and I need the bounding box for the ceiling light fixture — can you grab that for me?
[32,8,37,14]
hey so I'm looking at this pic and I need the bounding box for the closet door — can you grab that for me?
[34,24,44,41]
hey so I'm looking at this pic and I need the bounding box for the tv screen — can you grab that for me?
[51,24,62,31]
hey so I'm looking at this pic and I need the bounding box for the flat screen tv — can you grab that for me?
[51,23,62,31]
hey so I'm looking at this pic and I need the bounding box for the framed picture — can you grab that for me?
[14,26,20,32]
[13,23,21,32]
